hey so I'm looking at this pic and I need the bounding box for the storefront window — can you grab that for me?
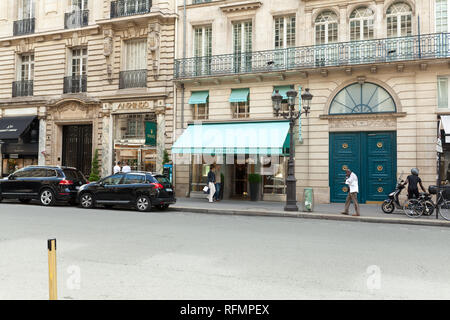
[262,157,287,194]
[2,157,37,175]
[192,162,210,192]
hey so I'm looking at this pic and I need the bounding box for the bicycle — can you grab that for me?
[404,189,450,220]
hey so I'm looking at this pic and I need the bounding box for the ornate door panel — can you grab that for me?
[62,125,93,177]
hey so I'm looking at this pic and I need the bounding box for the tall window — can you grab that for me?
[233,21,252,72]
[387,3,412,37]
[20,53,34,81]
[438,76,450,109]
[193,103,209,120]
[19,0,35,19]
[194,25,212,75]
[350,7,374,41]
[315,11,338,44]
[124,39,147,71]
[436,0,449,32]
[274,16,296,49]
[72,0,88,10]
[71,48,87,77]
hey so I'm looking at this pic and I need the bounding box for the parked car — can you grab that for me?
[0,166,88,206]
[77,172,176,212]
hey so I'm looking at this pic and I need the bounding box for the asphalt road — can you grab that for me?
[1,200,450,300]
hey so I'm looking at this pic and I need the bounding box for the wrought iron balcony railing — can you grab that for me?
[64,10,89,29]
[110,0,152,19]
[119,69,147,89]
[12,80,33,97]
[174,33,450,79]
[63,75,87,94]
[13,18,35,36]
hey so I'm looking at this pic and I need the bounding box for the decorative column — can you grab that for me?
[155,102,166,174]
[38,107,47,166]
[100,103,112,178]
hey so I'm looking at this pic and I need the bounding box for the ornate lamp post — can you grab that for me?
[272,88,313,211]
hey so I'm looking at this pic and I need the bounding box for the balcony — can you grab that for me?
[110,0,152,19]
[64,10,89,29]
[63,75,87,94]
[174,33,450,79]
[119,69,147,89]
[12,81,33,97]
[13,18,35,36]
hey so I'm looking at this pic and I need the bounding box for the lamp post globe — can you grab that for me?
[271,90,282,116]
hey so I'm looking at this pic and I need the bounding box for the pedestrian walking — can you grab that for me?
[341,168,360,216]
[214,164,222,201]
[207,165,216,203]
[122,161,131,173]
[113,161,121,174]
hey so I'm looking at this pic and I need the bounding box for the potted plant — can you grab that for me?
[248,173,262,201]
[89,149,100,182]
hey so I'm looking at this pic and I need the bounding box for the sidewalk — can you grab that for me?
[170,197,450,228]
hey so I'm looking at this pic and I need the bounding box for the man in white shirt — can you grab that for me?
[113,161,121,174]
[122,161,131,173]
[341,168,360,216]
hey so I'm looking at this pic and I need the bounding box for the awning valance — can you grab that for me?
[273,85,294,100]
[229,88,249,103]
[0,116,36,140]
[172,121,290,155]
[188,91,209,104]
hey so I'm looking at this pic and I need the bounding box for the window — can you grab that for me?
[123,39,147,71]
[315,11,338,44]
[122,174,146,184]
[436,0,449,32]
[19,0,35,20]
[387,2,412,37]
[329,82,396,114]
[350,7,374,41]
[438,76,450,109]
[233,21,252,72]
[102,174,124,185]
[115,113,156,139]
[263,157,287,194]
[274,16,296,49]
[193,103,208,120]
[194,25,212,75]
[71,0,88,10]
[71,48,87,77]
[232,101,250,118]
[19,53,34,81]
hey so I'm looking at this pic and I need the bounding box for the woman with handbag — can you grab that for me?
[207,165,216,203]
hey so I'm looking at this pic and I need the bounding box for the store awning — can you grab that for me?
[188,91,209,104]
[172,121,290,155]
[273,85,294,100]
[441,116,450,143]
[229,88,249,103]
[0,116,36,140]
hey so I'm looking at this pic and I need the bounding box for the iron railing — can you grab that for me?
[64,10,89,29]
[13,18,35,36]
[63,75,87,94]
[174,33,450,79]
[110,0,152,18]
[12,80,33,97]
[119,69,147,89]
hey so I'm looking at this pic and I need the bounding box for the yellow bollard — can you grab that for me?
[47,239,57,300]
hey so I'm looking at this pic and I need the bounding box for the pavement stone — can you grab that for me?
[171,197,450,228]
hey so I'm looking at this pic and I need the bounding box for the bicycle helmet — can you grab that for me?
[411,168,419,176]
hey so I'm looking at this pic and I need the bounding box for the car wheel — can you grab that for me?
[79,193,94,209]
[40,189,56,206]
[19,199,31,204]
[136,195,151,212]
[157,204,169,210]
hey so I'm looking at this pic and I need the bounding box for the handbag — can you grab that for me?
[203,186,209,194]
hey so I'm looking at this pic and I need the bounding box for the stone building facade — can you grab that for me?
[172,0,450,204]
[0,0,176,178]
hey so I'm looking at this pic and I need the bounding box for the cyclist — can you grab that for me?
[402,168,427,199]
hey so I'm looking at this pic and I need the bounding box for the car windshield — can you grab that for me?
[154,175,170,184]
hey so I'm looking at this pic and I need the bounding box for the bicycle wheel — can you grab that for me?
[403,199,424,218]
[438,200,450,221]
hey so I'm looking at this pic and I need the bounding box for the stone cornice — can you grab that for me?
[219,1,262,13]
[319,112,407,120]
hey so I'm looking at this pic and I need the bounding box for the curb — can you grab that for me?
[169,206,450,228]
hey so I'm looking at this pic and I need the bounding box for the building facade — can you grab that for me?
[0,0,176,178]
[172,0,450,204]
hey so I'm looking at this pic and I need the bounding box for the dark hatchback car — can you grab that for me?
[0,166,88,206]
[77,172,176,212]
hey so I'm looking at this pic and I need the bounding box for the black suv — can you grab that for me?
[77,172,176,212]
[0,166,88,206]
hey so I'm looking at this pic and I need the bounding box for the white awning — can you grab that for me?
[441,115,450,143]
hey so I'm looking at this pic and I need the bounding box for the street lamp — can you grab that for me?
[272,88,313,211]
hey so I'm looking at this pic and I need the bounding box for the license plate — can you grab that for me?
[166,188,172,192]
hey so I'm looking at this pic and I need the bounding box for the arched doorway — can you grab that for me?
[328,82,397,203]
